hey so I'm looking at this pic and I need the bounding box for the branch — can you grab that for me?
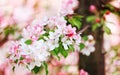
[78,25,90,33]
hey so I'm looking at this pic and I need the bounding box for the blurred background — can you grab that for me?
[0,0,120,75]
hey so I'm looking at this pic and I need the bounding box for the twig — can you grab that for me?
[78,25,90,33]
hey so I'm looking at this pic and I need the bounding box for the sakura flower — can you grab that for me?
[61,0,78,16]
[81,35,95,56]
[47,31,60,51]
[64,25,76,38]
[9,41,20,56]
[8,39,50,70]
[61,37,72,50]
[22,23,45,40]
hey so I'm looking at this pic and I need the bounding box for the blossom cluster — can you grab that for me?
[8,15,82,70]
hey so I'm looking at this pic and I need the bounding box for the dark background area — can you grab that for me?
[75,0,111,75]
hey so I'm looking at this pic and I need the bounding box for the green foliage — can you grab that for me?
[105,4,115,11]
[103,25,111,34]
[25,39,32,45]
[86,16,96,23]
[32,62,48,75]
[14,59,18,63]
[67,15,83,29]
[32,66,42,74]
[38,33,49,40]
[43,62,48,75]
[12,66,15,72]
[82,35,88,41]
[68,45,74,52]
[4,27,15,36]
[50,47,60,59]
[20,56,24,60]
[59,43,68,58]
[92,23,101,31]
[79,43,85,50]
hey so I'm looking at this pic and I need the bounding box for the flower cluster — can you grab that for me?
[8,15,82,71]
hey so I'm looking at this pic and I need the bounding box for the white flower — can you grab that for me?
[81,35,95,56]
[62,37,72,50]
[81,46,95,56]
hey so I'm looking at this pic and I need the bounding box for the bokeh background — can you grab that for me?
[0,0,120,75]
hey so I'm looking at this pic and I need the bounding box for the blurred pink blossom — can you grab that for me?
[109,0,120,8]
[89,5,97,13]
[79,69,89,75]
[104,12,120,46]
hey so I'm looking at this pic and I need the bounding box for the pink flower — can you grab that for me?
[61,0,78,16]
[64,25,76,37]
[10,41,20,56]
[57,71,68,75]
[22,55,32,63]
[22,24,44,40]
[79,69,89,75]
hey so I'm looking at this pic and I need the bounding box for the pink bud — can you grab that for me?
[89,5,97,13]
[79,69,89,75]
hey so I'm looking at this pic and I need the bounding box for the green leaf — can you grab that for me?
[68,45,74,52]
[79,43,85,50]
[14,59,18,63]
[38,33,49,40]
[68,16,82,29]
[82,35,88,41]
[50,47,60,59]
[25,40,32,45]
[59,43,68,58]
[32,66,41,74]
[20,56,24,60]
[105,4,114,11]
[43,62,48,75]
[12,66,15,72]
[92,23,101,31]
[103,25,111,34]
[86,16,96,23]
[4,27,15,36]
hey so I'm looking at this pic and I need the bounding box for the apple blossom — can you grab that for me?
[81,35,95,56]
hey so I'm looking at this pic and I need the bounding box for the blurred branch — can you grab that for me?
[78,25,90,33]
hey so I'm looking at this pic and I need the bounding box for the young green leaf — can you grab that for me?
[86,16,96,23]
[68,16,82,29]
[4,27,15,36]
[50,47,60,59]
[68,45,74,52]
[59,43,68,58]
[92,23,101,31]
[103,25,111,34]
[25,40,32,45]
[79,43,85,50]
[82,35,88,41]
[43,62,48,75]
[32,66,42,74]
[12,66,15,72]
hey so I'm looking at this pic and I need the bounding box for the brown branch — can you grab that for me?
[78,25,90,33]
